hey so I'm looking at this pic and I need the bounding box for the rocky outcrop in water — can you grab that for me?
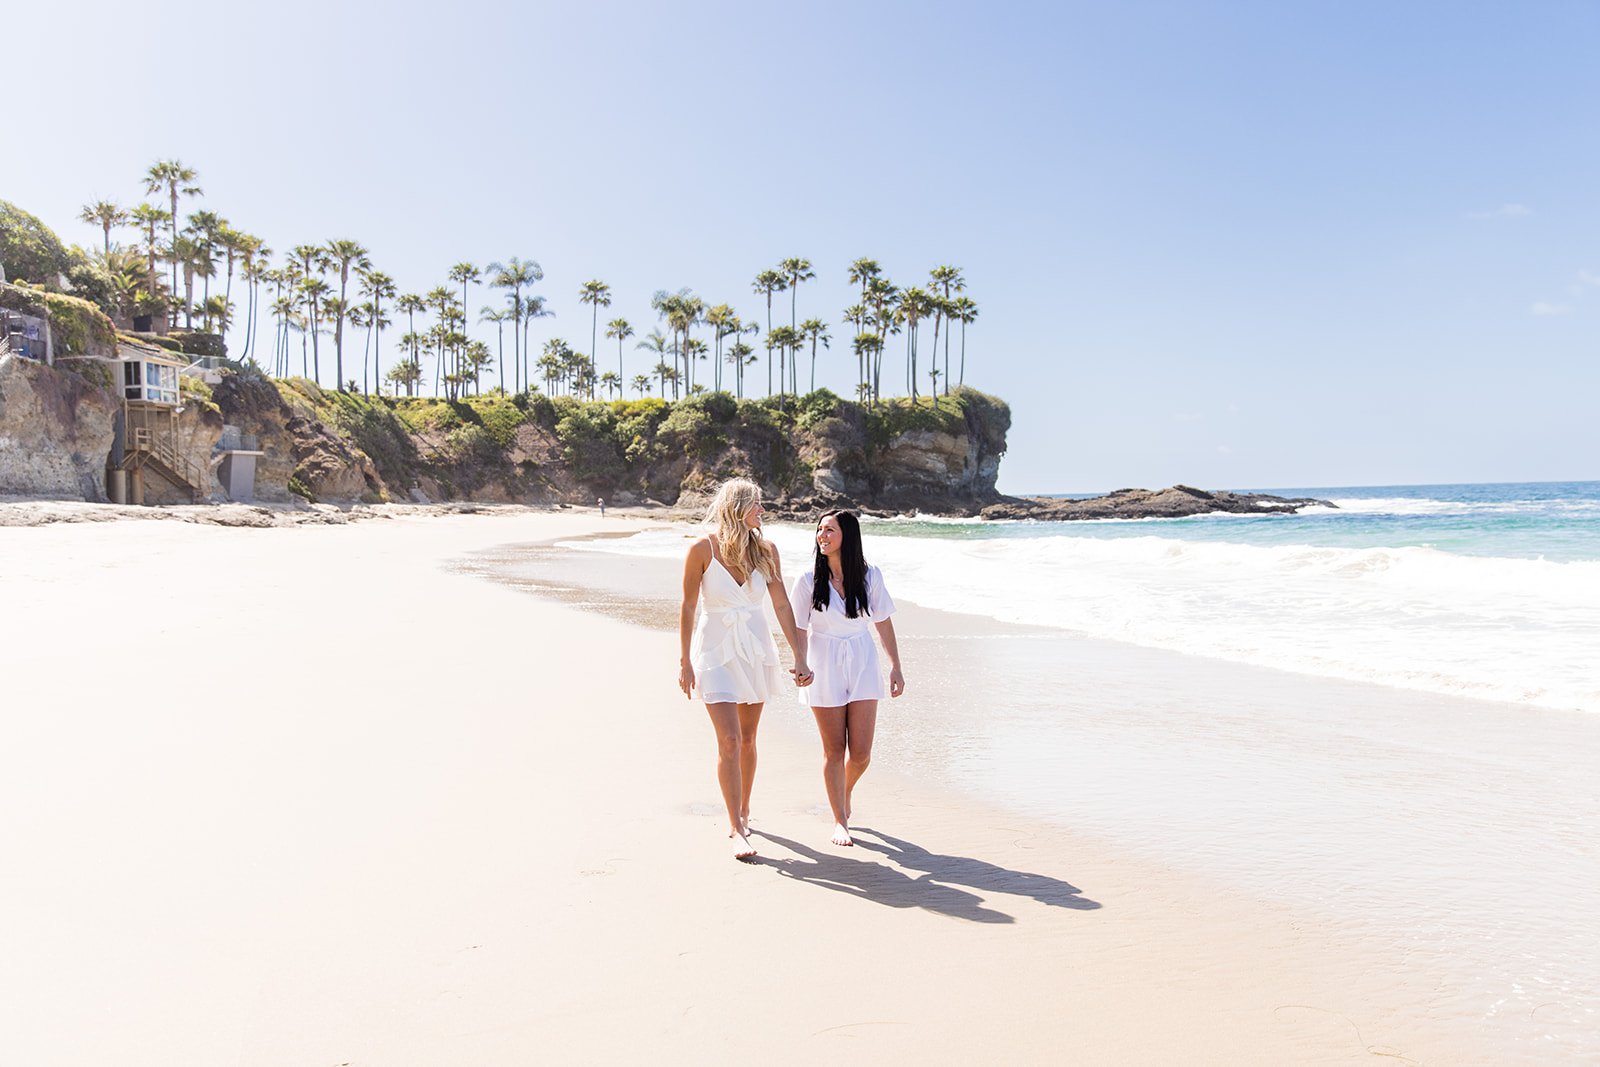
[979,484,1334,521]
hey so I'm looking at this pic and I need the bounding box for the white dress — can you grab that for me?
[788,566,896,708]
[690,552,786,705]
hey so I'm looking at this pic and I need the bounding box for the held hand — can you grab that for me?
[791,660,814,688]
[889,667,905,698]
[678,662,695,699]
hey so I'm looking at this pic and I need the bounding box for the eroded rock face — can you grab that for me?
[0,355,117,500]
[212,374,387,504]
[210,373,297,503]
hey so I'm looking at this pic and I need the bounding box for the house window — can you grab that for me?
[146,364,179,405]
[123,361,143,400]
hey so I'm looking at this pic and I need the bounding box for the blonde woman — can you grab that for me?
[679,478,812,859]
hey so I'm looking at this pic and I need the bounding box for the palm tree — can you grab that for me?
[466,340,493,394]
[129,203,170,305]
[852,332,882,403]
[185,210,226,311]
[704,303,734,393]
[540,339,568,395]
[637,330,670,397]
[896,287,935,400]
[426,285,455,395]
[848,258,881,305]
[779,257,814,331]
[386,356,424,396]
[950,295,978,386]
[97,248,145,323]
[299,277,332,381]
[358,270,396,394]
[631,373,652,397]
[211,226,252,345]
[480,306,509,392]
[751,270,787,396]
[143,160,201,321]
[519,294,554,392]
[170,234,203,329]
[448,261,480,351]
[195,294,228,332]
[599,371,623,399]
[396,292,426,388]
[653,361,676,398]
[229,233,265,360]
[779,257,814,393]
[269,294,296,376]
[651,289,699,396]
[801,318,830,393]
[767,325,801,406]
[675,294,705,391]
[318,240,372,391]
[579,280,611,380]
[726,340,755,398]
[683,337,707,389]
[321,295,350,368]
[486,257,543,393]
[929,265,966,395]
[604,316,633,386]
[866,276,899,401]
[79,200,128,257]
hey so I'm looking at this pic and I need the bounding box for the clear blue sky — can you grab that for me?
[10,0,1599,492]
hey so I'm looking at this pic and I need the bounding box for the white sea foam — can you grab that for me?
[569,525,1600,713]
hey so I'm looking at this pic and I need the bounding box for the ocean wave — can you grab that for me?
[574,525,1600,714]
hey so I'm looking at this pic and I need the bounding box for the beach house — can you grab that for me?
[108,342,209,505]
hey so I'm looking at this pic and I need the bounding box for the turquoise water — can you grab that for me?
[875,481,1600,563]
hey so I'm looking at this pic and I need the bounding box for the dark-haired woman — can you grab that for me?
[789,510,905,846]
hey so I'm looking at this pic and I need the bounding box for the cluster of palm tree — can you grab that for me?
[78,160,980,404]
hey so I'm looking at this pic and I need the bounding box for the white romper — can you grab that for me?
[690,545,786,705]
[789,566,896,708]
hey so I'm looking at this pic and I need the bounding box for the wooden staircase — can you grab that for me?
[122,407,210,503]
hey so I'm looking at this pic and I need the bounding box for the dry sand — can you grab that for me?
[0,508,1483,1064]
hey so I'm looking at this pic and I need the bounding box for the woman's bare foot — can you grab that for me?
[830,822,854,847]
[732,831,757,859]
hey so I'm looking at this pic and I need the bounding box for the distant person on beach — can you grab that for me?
[597,497,605,516]
[679,478,812,860]
[789,510,904,846]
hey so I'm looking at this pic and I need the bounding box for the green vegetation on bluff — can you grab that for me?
[247,378,1006,505]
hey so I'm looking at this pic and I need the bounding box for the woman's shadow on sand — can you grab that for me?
[750,827,1101,924]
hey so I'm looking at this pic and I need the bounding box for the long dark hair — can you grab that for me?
[812,510,870,618]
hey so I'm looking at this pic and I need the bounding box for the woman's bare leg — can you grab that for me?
[843,699,879,822]
[736,702,762,834]
[811,705,853,845]
[706,701,755,858]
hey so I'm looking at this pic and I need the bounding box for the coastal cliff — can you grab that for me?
[1,334,1012,513]
[209,374,1011,512]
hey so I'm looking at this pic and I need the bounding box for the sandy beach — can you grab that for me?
[0,508,1508,1064]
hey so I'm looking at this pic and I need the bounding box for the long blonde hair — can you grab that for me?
[704,478,772,580]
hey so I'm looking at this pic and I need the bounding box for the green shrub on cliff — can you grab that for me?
[864,387,985,446]
[0,201,71,285]
[613,397,670,463]
[0,281,117,356]
[553,397,626,483]
[658,392,738,457]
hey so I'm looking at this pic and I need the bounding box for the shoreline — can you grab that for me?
[491,522,1599,1062]
[0,509,1533,1062]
